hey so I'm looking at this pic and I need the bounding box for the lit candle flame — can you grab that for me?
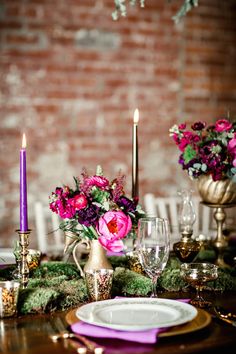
[133,108,139,124]
[22,133,27,149]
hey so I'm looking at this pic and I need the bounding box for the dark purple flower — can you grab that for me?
[77,204,100,227]
[116,196,137,214]
[191,121,206,131]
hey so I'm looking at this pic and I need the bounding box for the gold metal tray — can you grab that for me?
[65,306,211,338]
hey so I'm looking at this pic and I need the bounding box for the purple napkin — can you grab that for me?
[106,250,125,257]
[71,298,190,344]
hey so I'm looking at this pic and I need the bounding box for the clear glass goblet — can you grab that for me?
[180,262,218,308]
[137,217,170,297]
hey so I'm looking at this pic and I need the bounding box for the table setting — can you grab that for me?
[1,116,236,354]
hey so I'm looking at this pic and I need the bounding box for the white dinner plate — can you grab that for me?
[0,248,15,268]
[76,298,198,331]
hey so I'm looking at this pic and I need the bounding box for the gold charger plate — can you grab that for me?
[65,306,211,337]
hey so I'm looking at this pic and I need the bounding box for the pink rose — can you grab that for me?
[97,211,132,252]
[69,194,88,210]
[215,119,232,132]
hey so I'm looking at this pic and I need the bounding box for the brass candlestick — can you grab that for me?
[16,230,31,288]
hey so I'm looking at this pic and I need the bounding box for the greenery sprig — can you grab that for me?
[112,0,199,23]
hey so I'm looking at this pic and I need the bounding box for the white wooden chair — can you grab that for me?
[34,201,65,256]
[143,193,216,247]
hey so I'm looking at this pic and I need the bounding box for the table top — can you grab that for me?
[1,291,236,354]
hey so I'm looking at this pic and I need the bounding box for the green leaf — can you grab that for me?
[183,145,197,164]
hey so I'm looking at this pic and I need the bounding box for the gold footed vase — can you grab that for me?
[197,175,236,267]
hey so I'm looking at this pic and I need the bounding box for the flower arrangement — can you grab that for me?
[169,118,236,182]
[49,166,145,252]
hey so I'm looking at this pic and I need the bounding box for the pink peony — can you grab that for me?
[215,119,232,132]
[98,237,125,252]
[97,210,132,252]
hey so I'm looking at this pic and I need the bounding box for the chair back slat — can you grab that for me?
[144,193,216,247]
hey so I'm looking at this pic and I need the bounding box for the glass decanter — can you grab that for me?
[173,189,201,262]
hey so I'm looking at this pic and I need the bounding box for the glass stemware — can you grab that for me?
[137,217,170,298]
[180,262,218,308]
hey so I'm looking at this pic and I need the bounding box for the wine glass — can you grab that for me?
[180,262,218,308]
[137,217,170,297]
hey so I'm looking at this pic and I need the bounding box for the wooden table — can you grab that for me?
[1,291,236,354]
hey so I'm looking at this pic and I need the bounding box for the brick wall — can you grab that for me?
[1,0,236,248]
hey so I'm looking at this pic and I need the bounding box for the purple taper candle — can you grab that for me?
[20,133,28,231]
[132,108,139,200]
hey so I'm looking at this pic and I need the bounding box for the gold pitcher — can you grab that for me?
[73,239,113,278]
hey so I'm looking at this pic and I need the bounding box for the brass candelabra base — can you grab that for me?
[202,202,236,267]
[15,230,31,288]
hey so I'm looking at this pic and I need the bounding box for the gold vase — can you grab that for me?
[73,239,113,277]
[84,240,113,272]
[197,175,236,204]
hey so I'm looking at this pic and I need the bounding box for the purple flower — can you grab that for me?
[191,121,206,131]
[170,118,236,181]
[77,204,100,227]
[116,196,137,213]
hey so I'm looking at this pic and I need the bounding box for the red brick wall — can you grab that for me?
[1,0,236,248]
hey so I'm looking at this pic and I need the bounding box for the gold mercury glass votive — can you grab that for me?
[126,251,146,275]
[85,269,114,302]
[0,281,20,318]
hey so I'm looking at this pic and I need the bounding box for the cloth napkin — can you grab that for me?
[70,298,190,344]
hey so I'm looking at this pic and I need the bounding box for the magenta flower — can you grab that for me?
[97,210,132,251]
[85,176,109,189]
[178,132,200,152]
[178,123,186,130]
[49,166,145,253]
[170,118,236,181]
[228,133,236,167]
[69,194,88,210]
[215,119,232,132]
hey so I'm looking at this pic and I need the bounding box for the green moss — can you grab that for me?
[32,261,81,278]
[113,267,151,296]
[18,288,60,314]
[1,255,236,315]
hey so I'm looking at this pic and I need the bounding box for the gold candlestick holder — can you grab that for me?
[202,203,236,267]
[15,230,31,288]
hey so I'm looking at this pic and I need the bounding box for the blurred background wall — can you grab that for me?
[1,0,236,248]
